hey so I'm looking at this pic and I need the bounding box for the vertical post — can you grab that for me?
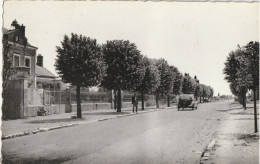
[156,94,159,108]
[253,63,258,132]
[59,91,61,113]
[76,86,82,118]
[69,88,71,112]
[253,85,258,132]
[114,90,117,110]
[141,92,144,110]
[167,95,171,107]
[117,88,121,112]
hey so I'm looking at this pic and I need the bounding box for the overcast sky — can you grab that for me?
[3,2,259,95]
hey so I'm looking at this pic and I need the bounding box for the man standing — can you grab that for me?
[132,94,136,113]
[132,94,138,113]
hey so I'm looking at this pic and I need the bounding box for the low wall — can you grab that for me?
[122,102,145,108]
[70,102,146,112]
[71,103,112,112]
[24,105,43,117]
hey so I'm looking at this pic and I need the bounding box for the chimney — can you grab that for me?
[19,24,25,35]
[37,54,43,67]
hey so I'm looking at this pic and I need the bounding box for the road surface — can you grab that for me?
[2,100,231,164]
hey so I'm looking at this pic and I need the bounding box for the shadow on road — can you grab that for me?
[177,109,196,111]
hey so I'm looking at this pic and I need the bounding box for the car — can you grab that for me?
[177,94,198,110]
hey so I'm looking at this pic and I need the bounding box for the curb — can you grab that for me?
[2,106,176,140]
[200,139,216,163]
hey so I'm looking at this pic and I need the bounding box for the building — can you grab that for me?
[3,20,57,89]
[3,20,58,119]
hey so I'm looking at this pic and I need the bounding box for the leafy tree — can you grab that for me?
[194,84,203,102]
[135,56,160,110]
[201,84,210,101]
[238,41,259,132]
[171,66,183,96]
[153,59,174,108]
[182,73,196,94]
[209,86,214,98]
[2,38,16,119]
[223,50,247,107]
[55,33,106,118]
[223,41,259,132]
[101,40,145,112]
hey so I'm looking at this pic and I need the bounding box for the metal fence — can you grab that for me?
[43,90,112,105]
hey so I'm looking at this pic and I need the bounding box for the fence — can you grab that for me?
[3,79,24,119]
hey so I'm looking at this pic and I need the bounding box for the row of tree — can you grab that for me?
[55,33,214,118]
[223,41,259,132]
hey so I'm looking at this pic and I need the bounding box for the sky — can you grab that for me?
[3,1,259,95]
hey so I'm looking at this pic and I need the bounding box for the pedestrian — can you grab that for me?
[132,94,136,113]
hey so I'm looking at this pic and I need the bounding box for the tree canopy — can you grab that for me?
[223,41,259,132]
[101,40,145,111]
[55,33,106,118]
[181,73,196,94]
[55,33,106,87]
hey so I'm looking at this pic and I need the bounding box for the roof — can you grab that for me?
[3,27,36,48]
[36,65,56,78]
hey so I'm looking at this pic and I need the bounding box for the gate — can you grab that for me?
[3,79,24,119]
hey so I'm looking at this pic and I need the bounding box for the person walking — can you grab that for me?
[132,94,136,113]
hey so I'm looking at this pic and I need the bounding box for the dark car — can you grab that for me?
[177,94,198,110]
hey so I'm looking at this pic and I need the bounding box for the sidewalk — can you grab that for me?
[201,101,259,164]
[2,105,175,140]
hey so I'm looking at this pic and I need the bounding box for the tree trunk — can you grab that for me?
[244,92,247,110]
[242,87,247,110]
[200,96,201,103]
[76,86,82,118]
[114,90,117,110]
[238,94,243,105]
[253,84,258,132]
[141,92,144,110]
[167,95,170,107]
[117,88,122,112]
[156,94,159,108]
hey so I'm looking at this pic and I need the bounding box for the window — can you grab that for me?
[25,57,31,67]
[25,56,31,75]
[13,54,20,67]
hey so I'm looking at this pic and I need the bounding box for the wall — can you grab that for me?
[71,103,112,112]
[9,43,37,88]
[23,88,44,117]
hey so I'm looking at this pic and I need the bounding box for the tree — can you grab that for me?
[209,86,214,98]
[101,40,145,112]
[238,41,259,132]
[55,33,106,118]
[223,41,259,132]
[171,66,183,96]
[2,38,16,119]
[182,73,196,94]
[194,84,203,102]
[152,59,174,108]
[135,56,160,110]
[223,50,247,107]
[201,84,210,101]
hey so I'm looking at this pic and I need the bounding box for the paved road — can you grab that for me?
[2,100,231,164]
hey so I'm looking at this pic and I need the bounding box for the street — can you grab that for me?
[3,100,231,164]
